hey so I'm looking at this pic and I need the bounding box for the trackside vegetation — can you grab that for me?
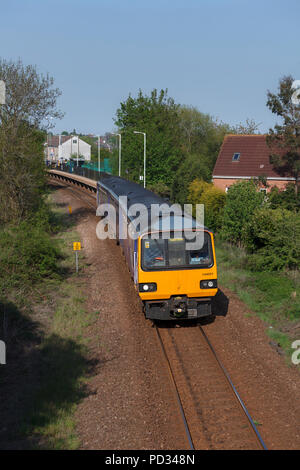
[0,194,96,449]
[111,88,258,203]
[0,58,95,449]
[182,76,300,359]
[187,178,300,360]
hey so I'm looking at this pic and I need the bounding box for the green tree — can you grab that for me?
[200,186,226,232]
[187,179,210,206]
[172,107,230,204]
[114,89,182,186]
[188,179,226,232]
[266,75,300,194]
[243,207,300,271]
[268,183,300,211]
[0,58,63,223]
[221,181,264,245]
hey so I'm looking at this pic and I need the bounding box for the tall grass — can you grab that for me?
[216,239,300,363]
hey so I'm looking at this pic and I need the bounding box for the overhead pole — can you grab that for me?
[77,135,79,167]
[133,131,146,188]
[98,135,101,172]
[112,133,122,177]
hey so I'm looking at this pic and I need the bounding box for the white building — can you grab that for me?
[46,135,91,162]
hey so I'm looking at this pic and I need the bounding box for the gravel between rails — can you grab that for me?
[52,181,300,450]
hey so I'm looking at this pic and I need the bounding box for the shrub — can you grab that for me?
[200,186,226,232]
[0,216,62,295]
[147,181,171,199]
[221,180,264,244]
[188,179,210,206]
[267,184,300,212]
[187,179,226,231]
[243,207,300,271]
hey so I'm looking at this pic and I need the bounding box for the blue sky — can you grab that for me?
[1,0,299,135]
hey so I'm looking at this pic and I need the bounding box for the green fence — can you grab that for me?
[82,159,112,173]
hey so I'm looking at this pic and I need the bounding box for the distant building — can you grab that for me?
[213,134,297,193]
[45,135,91,162]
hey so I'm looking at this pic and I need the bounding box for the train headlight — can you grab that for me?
[139,283,157,292]
[200,279,217,289]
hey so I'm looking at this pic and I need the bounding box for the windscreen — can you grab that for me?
[141,231,213,270]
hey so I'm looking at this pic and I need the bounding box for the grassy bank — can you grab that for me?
[25,223,96,449]
[0,194,96,449]
[215,239,300,362]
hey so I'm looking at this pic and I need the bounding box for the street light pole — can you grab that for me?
[45,115,54,163]
[77,134,79,167]
[58,134,61,163]
[113,133,122,177]
[98,135,101,172]
[133,131,146,188]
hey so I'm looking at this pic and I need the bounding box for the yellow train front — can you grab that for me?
[97,174,218,322]
[137,226,218,321]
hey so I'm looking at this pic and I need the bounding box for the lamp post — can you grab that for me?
[77,134,79,167]
[98,135,101,172]
[113,133,122,177]
[45,115,54,163]
[133,131,146,188]
[58,134,62,164]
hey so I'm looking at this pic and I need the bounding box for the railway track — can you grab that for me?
[155,323,268,450]
[49,173,268,450]
[49,176,97,209]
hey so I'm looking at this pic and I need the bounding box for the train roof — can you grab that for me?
[97,173,211,234]
[99,172,165,209]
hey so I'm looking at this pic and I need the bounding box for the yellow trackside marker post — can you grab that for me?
[73,242,81,273]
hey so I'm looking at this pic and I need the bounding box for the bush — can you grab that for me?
[172,154,214,204]
[267,184,300,212]
[200,186,226,232]
[187,179,226,231]
[243,207,300,271]
[188,179,210,206]
[221,180,264,244]
[0,213,62,295]
[147,181,171,199]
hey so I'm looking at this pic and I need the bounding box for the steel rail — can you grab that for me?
[63,184,97,209]
[49,172,268,450]
[49,174,97,209]
[155,326,195,450]
[199,326,268,450]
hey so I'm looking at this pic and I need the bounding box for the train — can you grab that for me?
[96,173,219,321]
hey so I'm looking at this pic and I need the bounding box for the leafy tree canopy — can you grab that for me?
[266,75,300,193]
[114,89,182,186]
[0,58,63,223]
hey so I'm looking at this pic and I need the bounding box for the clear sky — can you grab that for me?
[1,0,299,135]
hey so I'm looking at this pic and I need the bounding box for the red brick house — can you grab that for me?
[212,134,297,193]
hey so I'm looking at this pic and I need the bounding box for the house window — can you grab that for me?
[232,153,240,162]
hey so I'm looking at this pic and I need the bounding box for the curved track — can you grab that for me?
[49,171,268,450]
